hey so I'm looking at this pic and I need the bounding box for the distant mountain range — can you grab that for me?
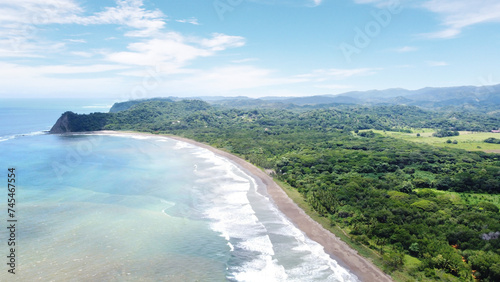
[110,84,500,113]
[258,84,500,108]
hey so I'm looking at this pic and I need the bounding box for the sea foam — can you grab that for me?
[179,140,359,282]
[0,130,46,142]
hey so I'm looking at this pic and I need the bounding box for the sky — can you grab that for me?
[1,0,500,99]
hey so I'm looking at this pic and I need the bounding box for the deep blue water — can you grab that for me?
[0,99,358,281]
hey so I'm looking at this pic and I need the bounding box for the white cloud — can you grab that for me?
[156,66,370,97]
[426,61,448,67]
[176,18,200,25]
[352,0,404,8]
[161,65,305,94]
[0,39,66,58]
[0,0,83,25]
[311,0,323,7]
[296,68,379,81]
[77,0,166,37]
[352,0,500,39]
[66,39,87,43]
[0,62,128,75]
[0,49,43,58]
[197,33,246,51]
[0,62,133,98]
[421,0,500,38]
[0,1,250,98]
[314,84,353,90]
[353,0,381,4]
[71,51,94,57]
[394,64,414,68]
[394,46,418,52]
[0,0,167,57]
[324,68,378,77]
[232,58,259,63]
[0,0,81,55]
[40,64,129,74]
[0,0,166,36]
[107,33,208,67]
[0,0,244,68]
[248,0,324,7]
[105,32,245,71]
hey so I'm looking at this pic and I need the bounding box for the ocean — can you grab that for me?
[0,99,359,281]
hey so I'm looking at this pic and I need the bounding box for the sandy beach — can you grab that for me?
[89,130,393,282]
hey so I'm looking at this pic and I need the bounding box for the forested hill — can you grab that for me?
[108,97,174,113]
[51,100,500,281]
[101,84,500,114]
[51,100,500,133]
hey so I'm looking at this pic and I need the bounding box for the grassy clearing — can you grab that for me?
[362,129,500,152]
[414,188,500,209]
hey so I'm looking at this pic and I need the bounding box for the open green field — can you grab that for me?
[364,129,500,153]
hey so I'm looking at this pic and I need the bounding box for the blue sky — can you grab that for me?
[1,0,500,99]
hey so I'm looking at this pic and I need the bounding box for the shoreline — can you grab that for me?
[80,130,392,282]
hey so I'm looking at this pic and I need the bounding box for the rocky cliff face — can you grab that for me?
[49,112,72,133]
[49,111,110,133]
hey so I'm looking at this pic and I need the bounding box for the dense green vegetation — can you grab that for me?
[59,111,110,132]
[432,129,460,138]
[53,100,500,281]
[109,97,173,113]
[485,138,500,144]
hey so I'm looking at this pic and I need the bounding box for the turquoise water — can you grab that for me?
[0,99,359,281]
